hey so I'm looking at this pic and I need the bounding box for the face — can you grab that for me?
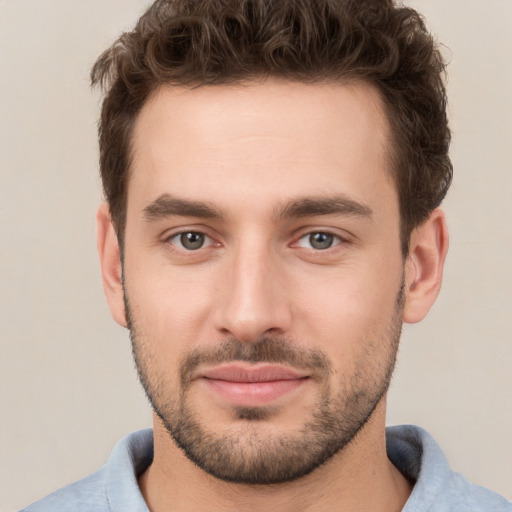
[121,80,406,484]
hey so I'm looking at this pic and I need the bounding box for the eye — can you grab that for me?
[297,232,341,250]
[168,231,211,251]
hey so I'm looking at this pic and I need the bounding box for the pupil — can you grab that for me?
[310,232,333,250]
[181,232,204,250]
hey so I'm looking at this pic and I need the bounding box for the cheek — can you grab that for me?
[292,259,403,355]
[125,262,219,350]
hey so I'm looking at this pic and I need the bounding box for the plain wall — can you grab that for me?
[1,1,511,510]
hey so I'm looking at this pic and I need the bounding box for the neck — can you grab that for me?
[138,404,412,512]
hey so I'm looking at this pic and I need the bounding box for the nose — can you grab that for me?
[213,241,293,343]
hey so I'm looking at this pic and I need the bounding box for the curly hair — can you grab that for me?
[91,0,452,254]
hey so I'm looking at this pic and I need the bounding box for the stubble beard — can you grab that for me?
[125,286,404,485]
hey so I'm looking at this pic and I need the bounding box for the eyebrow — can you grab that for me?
[276,195,373,221]
[143,194,224,221]
[142,193,373,223]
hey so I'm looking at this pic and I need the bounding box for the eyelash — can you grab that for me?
[164,229,347,253]
[294,231,343,251]
[166,231,217,251]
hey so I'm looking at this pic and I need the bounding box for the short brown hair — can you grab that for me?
[91,0,452,254]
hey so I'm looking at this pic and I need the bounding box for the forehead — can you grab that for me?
[129,79,395,215]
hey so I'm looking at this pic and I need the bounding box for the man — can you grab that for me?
[22,0,511,510]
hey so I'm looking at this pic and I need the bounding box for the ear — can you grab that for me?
[403,208,449,324]
[96,203,127,327]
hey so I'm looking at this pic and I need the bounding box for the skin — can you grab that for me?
[97,79,448,512]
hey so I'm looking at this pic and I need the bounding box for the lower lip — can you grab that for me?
[203,378,307,407]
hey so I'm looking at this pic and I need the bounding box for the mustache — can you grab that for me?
[180,337,332,385]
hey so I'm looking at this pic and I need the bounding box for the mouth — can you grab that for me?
[197,363,310,407]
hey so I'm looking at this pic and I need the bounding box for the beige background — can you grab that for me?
[1,1,511,510]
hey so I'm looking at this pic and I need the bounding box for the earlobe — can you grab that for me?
[96,203,128,327]
[403,209,449,324]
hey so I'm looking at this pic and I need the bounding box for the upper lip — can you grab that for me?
[198,363,309,383]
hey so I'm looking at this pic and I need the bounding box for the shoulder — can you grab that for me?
[20,429,153,512]
[20,468,108,512]
[386,425,512,512]
[447,472,512,512]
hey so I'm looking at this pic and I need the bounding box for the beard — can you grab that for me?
[125,285,404,485]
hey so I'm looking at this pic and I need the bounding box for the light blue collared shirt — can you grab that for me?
[21,425,512,511]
